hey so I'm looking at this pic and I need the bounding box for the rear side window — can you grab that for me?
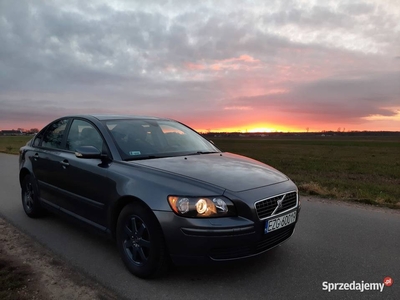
[41,119,69,149]
[33,130,45,147]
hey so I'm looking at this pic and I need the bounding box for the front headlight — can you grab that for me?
[168,196,236,218]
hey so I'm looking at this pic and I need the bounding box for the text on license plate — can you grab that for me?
[265,211,297,234]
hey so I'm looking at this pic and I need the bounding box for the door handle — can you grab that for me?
[33,153,39,161]
[60,160,70,167]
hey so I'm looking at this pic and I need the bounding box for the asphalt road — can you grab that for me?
[1,152,399,300]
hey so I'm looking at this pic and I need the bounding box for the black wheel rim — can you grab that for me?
[24,181,34,212]
[122,216,151,266]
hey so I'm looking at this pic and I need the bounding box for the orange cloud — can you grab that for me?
[184,62,205,70]
[237,55,258,63]
[223,106,253,110]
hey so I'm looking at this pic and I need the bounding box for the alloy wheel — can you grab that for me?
[24,181,35,212]
[122,216,151,266]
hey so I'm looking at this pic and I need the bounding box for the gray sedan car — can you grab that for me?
[19,115,301,278]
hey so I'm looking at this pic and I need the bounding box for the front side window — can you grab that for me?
[66,119,104,152]
[41,119,69,149]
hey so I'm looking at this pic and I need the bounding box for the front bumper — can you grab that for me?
[154,205,300,265]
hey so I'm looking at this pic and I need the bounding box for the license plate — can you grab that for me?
[265,211,297,234]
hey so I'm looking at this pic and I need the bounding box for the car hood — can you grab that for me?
[131,152,288,192]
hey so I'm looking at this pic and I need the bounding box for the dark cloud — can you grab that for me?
[341,2,375,15]
[0,0,399,130]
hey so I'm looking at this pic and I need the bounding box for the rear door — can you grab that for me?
[31,118,71,207]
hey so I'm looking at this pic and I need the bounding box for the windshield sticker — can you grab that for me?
[129,151,141,155]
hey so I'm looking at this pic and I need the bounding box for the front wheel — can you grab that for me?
[116,203,169,278]
[21,174,45,218]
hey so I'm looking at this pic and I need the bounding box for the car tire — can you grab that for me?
[21,174,45,218]
[116,203,169,278]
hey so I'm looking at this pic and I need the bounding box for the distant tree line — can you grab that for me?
[0,128,39,136]
[201,131,400,139]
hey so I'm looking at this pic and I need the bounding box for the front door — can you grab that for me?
[56,119,113,227]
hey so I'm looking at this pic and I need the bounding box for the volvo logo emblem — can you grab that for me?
[271,196,285,216]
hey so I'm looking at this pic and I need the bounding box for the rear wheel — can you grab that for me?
[21,174,45,218]
[116,203,169,278]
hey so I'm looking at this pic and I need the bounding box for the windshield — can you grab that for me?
[104,119,220,160]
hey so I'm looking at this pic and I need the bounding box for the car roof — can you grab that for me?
[72,114,173,121]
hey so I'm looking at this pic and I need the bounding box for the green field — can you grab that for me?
[0,136,32,154]
[212,137,400,209]
[1,135,399,208]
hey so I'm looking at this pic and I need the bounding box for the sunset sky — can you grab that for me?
[1,0,399,132]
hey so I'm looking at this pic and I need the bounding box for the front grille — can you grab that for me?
[209,224,295,260]
[255,191,297,220]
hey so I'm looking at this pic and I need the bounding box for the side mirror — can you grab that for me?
[75,146,102,159]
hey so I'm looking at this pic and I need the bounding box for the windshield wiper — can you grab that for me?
[186,151,219,155]
[198,151,218,154]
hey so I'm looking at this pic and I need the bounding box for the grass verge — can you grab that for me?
[0,136,32,155]
[213,137,400,209]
